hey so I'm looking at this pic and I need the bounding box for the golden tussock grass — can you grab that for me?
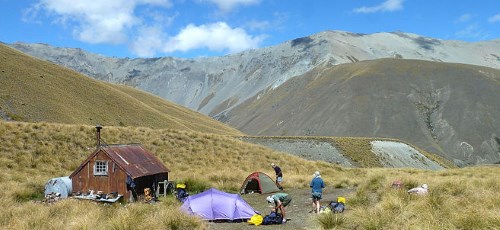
[316,166,500,229]
[0,120,361,229]
[0,43,242,136]
[1,120,499,229]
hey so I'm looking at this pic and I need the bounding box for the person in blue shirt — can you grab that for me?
[310,171,325,214]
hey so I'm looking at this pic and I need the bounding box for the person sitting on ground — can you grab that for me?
[408,184,429,195]
[310,171,325,214]
[266,193,292,224]
[391,179,404,189]
[271,163,283,190]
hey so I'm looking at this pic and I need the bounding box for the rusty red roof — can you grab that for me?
[102,144,169,179]
[70,144,169,179]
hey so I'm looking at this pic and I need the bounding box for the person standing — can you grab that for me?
[271,163,283,190]
[310,171,325,214]
[266,193,292,223]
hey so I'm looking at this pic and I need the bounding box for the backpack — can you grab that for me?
[333,202,345,213]
[329,200,345,213]
[262,211,283,225]
[176,188,189,202]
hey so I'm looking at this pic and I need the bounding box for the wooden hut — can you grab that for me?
[70,126,169,201]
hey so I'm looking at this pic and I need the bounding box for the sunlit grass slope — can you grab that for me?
[0,121,357,193]
[0,120,358,229]
[317,166,500,229]
[0,43,242,135]
[1,121,499,229]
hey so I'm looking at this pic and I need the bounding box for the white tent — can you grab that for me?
[44,176,72,198]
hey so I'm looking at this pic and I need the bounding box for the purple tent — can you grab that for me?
[180,188,257,221]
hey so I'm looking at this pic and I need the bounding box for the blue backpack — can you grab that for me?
[329,201,345,213]
[176,189,189,202]
[262,211,283,225]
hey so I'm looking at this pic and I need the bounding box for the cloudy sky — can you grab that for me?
[1,0,499,58]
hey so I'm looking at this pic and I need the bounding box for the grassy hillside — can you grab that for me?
[1,121,499,229]
[0,43,242,135]
[0,121,358,229]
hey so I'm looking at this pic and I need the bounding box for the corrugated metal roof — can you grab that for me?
[102,144,169,179]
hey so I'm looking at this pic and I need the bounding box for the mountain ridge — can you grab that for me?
[9,30,500,117]
[6,30,500,165]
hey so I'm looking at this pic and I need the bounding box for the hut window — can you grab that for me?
[94,160,108,176]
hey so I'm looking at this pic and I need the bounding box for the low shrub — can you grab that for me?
[178,178,210,194]
[317,213,346,229]
[13,184,44,202]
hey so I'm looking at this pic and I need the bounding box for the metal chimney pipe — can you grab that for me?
[96,125,103,149]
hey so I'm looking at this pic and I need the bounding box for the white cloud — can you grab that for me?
[130,22,265,57]
[245,20,271,31]
[353,0,404,14]
[457,13,472,23]
[22,3,43,24]
[203,0,260,12]
[162,22,264,54]
[27,0,265,57]
[488,13,500,23]
[130,26,167,57]
[455,24,488,40]
[32,0,171,44]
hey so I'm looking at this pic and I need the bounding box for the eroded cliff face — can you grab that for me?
[240,137,446,170]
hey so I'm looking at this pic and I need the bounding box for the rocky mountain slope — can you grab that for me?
[7,30,500,165]
[241,137,448,170]
[227,59,500,166]
[1,39,450,169]
[9,31,500,117]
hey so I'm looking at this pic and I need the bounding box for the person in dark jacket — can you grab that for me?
[271,163,283,190]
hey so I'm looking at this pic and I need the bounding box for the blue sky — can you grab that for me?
[1,0,499,58]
